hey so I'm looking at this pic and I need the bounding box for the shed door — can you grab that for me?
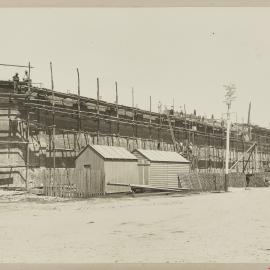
[82,165,104,197]
[138,164,149,185]
[84,165,91,196]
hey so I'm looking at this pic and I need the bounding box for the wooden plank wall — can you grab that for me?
[42,168,104,198]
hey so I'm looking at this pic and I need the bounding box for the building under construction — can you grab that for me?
[0,64,270,194]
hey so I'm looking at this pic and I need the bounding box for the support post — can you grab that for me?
[77,68,81,149]
[97,78,100,144]
[132,87,135,149]
[224,110,230,192]
[25,61,31,190]
[149,96,152,141]
[50,62,56,183]
[77,68,81,131]
[223,83,236,192]
[115,81,119,144]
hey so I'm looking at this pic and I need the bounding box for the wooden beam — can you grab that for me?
[107,182,190,192]
[0,63,34,68]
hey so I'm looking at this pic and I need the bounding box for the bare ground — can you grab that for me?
[0,188,269,263]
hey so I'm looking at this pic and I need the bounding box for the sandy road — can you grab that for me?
[0,188,269,263]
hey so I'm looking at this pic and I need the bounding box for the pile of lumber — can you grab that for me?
[250,172,269,187]
[178,172,249,192]
[178,173,224,192]
[198,173,224,191]
[228,173,246,187]
[107,182,190,193]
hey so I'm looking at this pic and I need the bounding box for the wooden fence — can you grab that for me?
[42,168,105,198]
[178,172,270,192]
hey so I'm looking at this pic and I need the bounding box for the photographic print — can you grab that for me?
[0,4,270,267]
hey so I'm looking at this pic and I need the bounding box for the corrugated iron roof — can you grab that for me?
[133,149,189,163]
[85,145,137,160]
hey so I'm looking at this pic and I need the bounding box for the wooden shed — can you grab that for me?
[132,149,190,188]
[75,145,139,194]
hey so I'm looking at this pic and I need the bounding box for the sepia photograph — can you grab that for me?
[0,4,270,267]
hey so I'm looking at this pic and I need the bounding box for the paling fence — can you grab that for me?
[41,168,270,198]
[42,168,105,198]
[178,172,270,192]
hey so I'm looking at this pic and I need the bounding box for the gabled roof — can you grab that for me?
[133,149,189,163]
[76,144,138,161]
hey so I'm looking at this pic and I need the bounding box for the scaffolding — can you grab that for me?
[0,62,33,189]
[1,63,270,190]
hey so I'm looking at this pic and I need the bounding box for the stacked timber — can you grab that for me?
[198,173,224,191]
[250,172,270,187]
[228,173,246,187]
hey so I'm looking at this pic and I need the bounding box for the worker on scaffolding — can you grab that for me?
[170,106,174,116]
[12,73,20,93]
[23,70,32,86]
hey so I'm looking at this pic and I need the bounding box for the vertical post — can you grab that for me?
[77,68,81,131]
[132,87,135,149]
[224,83,236,191]
[212,120,215,172]
[255,143,257,172]
[97,78,100,114]
[77,68,81,149]
[158,101,162,150]
[50,62,56,183]
[224,107,230,192]
[115,81,119,118]
[132,87,134,109]
[149,96,152,125]
[236,113,239,172]
[247,101,251,138]
[115,81,119,145]
[96,78,100,144]
[149,96,152,142]
[25,61,31,190]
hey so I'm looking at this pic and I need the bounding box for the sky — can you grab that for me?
[0,8,270,127]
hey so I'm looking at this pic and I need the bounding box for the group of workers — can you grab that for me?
[12,70,32,92]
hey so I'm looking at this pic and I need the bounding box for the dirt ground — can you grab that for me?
[0,187,270,263]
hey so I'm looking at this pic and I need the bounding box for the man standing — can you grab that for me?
[12,73,19,92]
[245,172,252,188]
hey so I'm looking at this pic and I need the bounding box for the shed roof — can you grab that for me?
[77,145,138,161]
[133,149,189,163]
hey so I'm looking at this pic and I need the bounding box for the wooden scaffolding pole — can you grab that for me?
[77,68,81,149]
[50,62,56,183]
[132,87,135,149]
[115,81,119,145]
[96,78,100,144]
[149,96,152,141]
[25,61,31,189]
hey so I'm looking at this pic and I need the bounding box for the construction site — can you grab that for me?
[2,7,270,265]
[0,62,270,197]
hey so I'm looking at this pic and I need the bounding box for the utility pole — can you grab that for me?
[223,83,236,192]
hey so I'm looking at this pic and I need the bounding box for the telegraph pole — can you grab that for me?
[224,83,236,192]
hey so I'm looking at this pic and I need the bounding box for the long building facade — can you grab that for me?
[0,80,269,188]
